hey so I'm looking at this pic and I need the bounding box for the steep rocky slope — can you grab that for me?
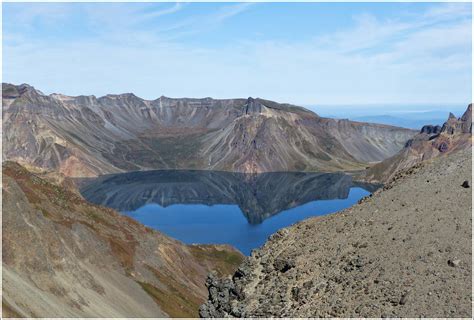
[362,104,472,183]
[201,149,472,318]
[2,162,243,317]
[2,83,415,177]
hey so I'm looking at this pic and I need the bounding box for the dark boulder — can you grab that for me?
[438,142,449,153]
[273,257,296,273]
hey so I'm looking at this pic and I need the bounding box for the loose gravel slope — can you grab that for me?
[201,149,472,318]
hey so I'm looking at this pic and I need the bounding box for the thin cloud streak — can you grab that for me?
[214,2,255,22]
[141,2,185,21]
[2,2,471,105]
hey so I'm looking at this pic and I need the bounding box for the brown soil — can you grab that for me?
[2,161,243,317]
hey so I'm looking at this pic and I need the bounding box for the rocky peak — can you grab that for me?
[244,97,264,115]
[459,104,472,133]
[441,104,472,135]
[2,83,42,99]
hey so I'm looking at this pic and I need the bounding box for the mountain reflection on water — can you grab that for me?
[79,170,378,254]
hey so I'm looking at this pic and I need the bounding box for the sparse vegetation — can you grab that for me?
[136,274,202,318]
[2,299,23,318]
[3,161,245,317]
[189,245,244,277]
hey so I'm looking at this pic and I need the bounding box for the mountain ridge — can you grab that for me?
[2,83,415,177]
[3,82,315,115]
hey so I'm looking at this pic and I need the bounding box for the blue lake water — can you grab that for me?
[80,170,375,255]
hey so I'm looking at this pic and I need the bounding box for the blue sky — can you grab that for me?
[2,2,472,106]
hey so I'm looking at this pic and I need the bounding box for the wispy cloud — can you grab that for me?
[2,2,471,105]
[4,3,73,29]
[423,2,472,21]
[214,2,255,22]
[16,2,255,44]
[315,2,471,56]
[140,2,185,21]
[139,2,257,41]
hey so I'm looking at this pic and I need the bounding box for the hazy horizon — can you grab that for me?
[3,2,472,107]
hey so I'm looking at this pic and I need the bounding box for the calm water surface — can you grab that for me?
[80,170,375,255]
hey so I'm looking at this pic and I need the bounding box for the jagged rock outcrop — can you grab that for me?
[420,125,442,135]
[442,108,472,134]
[244,97,264,114]
[200,149,472,318]
[2,162,243,317]
[362,104,472,183]
[2,83,415,177]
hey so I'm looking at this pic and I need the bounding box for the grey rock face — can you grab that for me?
[200,272,239,318]
[244,97,263,115]
[459,104,472,133]
[420,125,442,135]
[441,105,472,135]
[2,83,415,177]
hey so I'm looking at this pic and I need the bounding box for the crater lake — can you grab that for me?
[79,170,377,255]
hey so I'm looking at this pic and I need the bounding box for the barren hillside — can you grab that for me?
[201,149,472,318]
[2,162,243,317]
